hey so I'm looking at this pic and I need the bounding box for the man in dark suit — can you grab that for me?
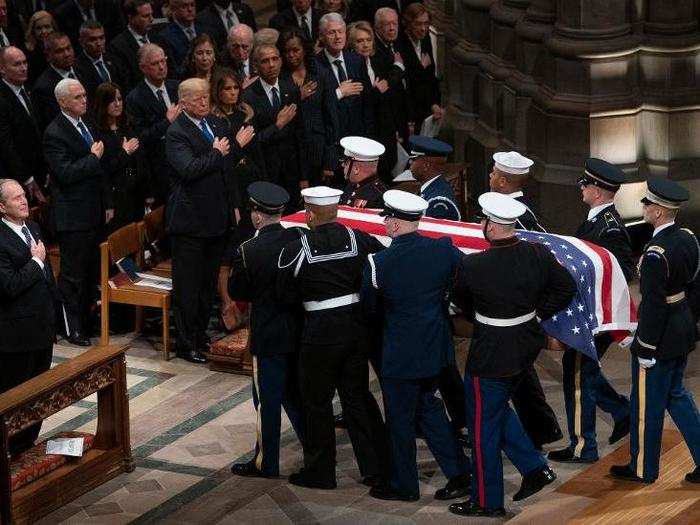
[243,43,306,206]
[109,0,154,93]
[269,0,321,43]
[51,0,125,48]
[155,0,204,79]
[0,178,57,457]
[32,32,85,130]
[75,21,122,100]
[221,23,254,81]
[165,77,233,363]
[126,43,180,206]
[0,0,24,48]
[43,78,111,346]
[0,47,48,203]
[196,0,256,50]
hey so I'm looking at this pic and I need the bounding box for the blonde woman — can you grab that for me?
[24,10,57,83]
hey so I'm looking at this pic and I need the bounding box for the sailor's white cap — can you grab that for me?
[493,151,534,176]
[340,136,385,162]
[478,192,527,225]
[301,186,344,206]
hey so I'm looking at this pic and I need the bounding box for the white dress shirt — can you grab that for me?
[128,25,150,46]
[215,2,239,30]
[365,56,376,84]
[184,111,215,138]
[1,217,45,270]
[145,78,173,108]
[2,79,30,114]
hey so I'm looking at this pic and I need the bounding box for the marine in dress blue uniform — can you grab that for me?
[550,158,633,464]
[409,135,461,221]
[276,186,390,489]
[610,177,700,484]
[449,193,577,517]
[361,190,471,501]
[340,136,388,210]
[228,182,304,478]
[487,151,563,449]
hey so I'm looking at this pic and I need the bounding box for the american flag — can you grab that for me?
[282,206,637,362]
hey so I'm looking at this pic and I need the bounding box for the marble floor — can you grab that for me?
[31,324,700,525]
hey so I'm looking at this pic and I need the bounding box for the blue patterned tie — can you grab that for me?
[77,121,94,145]
[200,119,214,143]
[95,59,110,82]
[21,225,32,246]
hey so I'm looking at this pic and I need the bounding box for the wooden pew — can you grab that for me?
[0,345,133,524]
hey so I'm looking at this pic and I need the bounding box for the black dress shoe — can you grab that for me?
[334,413,347,429]
[548,447,597,464]
[230,461,276,478]
[288,471,336,489]
[434,473,471,500]
[66,331,91,346]
[176,349,206,364]
[448,500,505,517]
[609,464,651,484]
[361,475,384,487]
[369,485,419,501]
[685,466,700,483]
[609,417,630,444]
[513,465,556,501]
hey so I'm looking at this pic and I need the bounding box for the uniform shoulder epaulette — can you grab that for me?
[646,245,665,255]
[681,227,696,236]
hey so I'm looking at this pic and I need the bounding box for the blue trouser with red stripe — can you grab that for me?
[465,373,546,510]
[629,355,700,482]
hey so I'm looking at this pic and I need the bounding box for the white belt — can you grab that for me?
[303,293,360,312]
[474,310,537,327]
[666,291,685,304]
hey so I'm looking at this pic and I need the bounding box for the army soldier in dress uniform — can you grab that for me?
[276,186,389,489]
[549,158,633,464]
[449,193,577,517]
[361,190,472,502]
[228,182,304,479]
[610,177,700,485]
[340,136,387,209]
[487,151,562,450]
[409,135,461,221]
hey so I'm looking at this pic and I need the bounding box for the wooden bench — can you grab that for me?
[0,344,132,524]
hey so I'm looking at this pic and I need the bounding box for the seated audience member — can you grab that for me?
[399,3,440,128]
[126,43,180,206]
[196,0,256,50]
[220,23,254,84]
[51,0,125,48]
[0,46,48,203]
[185,33,218,82]
[156,0,205,79]
[93,82,143,230]
[24,10,57,85]
[75,21,123,101]
[43,78,111,346]
[109,0,155,93]
[269,0,321,43]
[0,178,58,457]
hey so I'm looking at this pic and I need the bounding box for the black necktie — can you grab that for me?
[21,225,32,247]
[300,15,311,41]
[156,88,167,110]
[333,59,347,82]
[19,87,33,116]
[95,59,110,82]
[271,86,281,110]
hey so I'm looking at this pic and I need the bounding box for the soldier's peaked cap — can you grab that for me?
[578,158,626,191]
[247,181,289,214]
[641,176,689,210]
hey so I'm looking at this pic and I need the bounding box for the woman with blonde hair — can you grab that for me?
[24,10,57,83]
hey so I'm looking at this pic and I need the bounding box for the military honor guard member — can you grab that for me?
[610,177,700,484]
[487,151,563,449]
[360,189,471,501]
[409,135,461,221]
[228,182,304,478]
[340,136,388,209]
[276,186,389,489]
[450,193,577,517]
[549,158,633,464]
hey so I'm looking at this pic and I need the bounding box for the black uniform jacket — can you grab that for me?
[341,177,386,209]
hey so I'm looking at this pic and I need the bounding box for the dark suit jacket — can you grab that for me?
[125,79,179,203]
[43,113,110,232]
[269,8,321,41]
[0,219,57,353]
[74,51,123,100]
[373,36,409,139]
[242,76,305,194]
[32,66,86,131]
[195,2,257,50]
[51,0,125,47]
[314,50,372,138]
[0,81,47,186]
[347,0,422,23]
[108,29,153,93]
[164,113,230,237]
[398,31,440,126]
[155,21,206,79]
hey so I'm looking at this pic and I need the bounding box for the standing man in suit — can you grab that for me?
[196,0,256,50]
[156,0,204,79]
[0,179,57,456]
[75,21,121,100]
[487,150,563,450]
[0,0,24,48]
[32,32,84,130]
[165,77,232,363]
[51,0,125,48]
[0,47,48,203]
[126,43,180,206]
[109,0,154,93]
[43,78,112,346]
[243,43,305,205]
[221,23,254,81]
[269,0,321,43]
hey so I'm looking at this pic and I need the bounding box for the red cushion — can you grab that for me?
[10,431,95,491]
[208,329,249,357]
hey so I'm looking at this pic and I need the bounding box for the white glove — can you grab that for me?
[638,357,656,369]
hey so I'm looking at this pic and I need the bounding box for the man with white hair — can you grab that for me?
[222,23,254,80]
[43,77,111,346]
